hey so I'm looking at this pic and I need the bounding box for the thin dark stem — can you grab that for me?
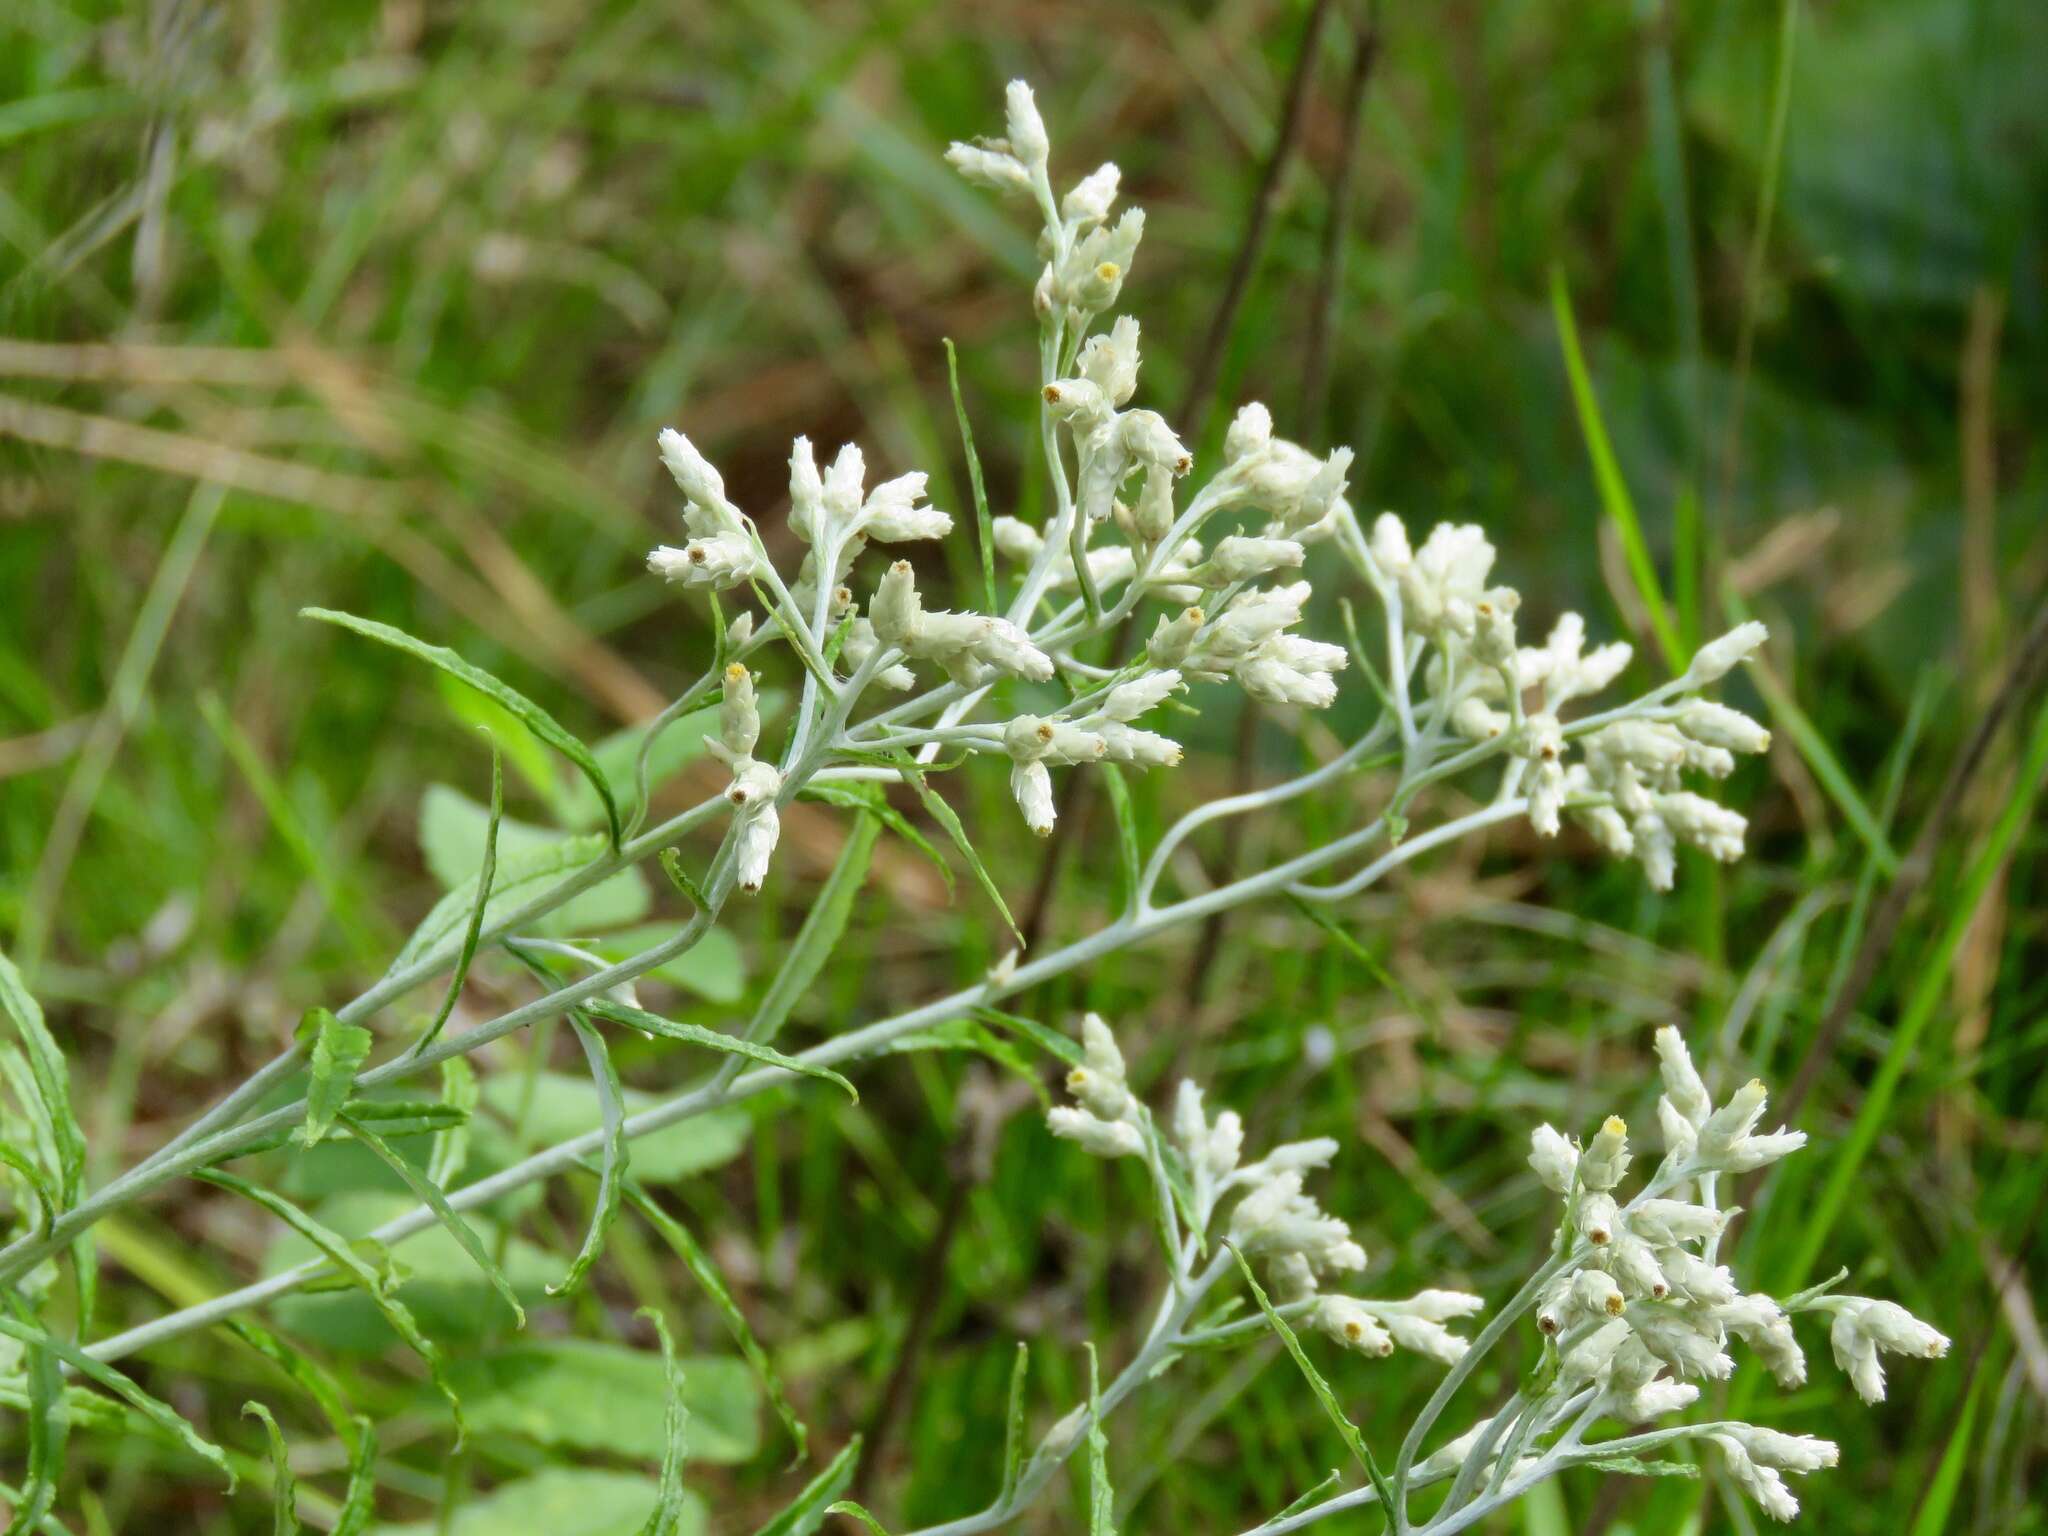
[1301,3,1380,435]
[1178,0,1336,441]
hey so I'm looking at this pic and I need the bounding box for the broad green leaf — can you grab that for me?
[1085,1345,1113,1536]
[303,607,620,849]
[0,1313,232,1487]
[1227,1245,1392,1510]
[427,1058,477,1189]
[297,1009,374,1149]
[342,1111,523,1328]
[392,832,635,976]
[6,1299,64,1536]
[889,755,1021,945]
[586,924,745,1005]
[625,1182,806,1459]
[476,1074,748,1185]
[441,1342,758,1464]
[332,1418,379,1536]
[198,1171,464,1440]
[749,1436,861,1536]
[636,1309,690,1536]
[585,999,855,1100]
[371,1470,702,1536]
[548,1014,626,1298]
[415,748,500,1059]
[417,788,650,935]
[242,1402,303,1536]
[943,336,998,612]
[744,813,879,1050]
[0,947,82,1205]
[999,1343,1029,1503]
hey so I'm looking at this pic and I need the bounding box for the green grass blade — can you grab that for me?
[302,607,621,851]
[635,1307,691,1536]
[744,812,880,1049]
[1549,265,1686,673]
[1908,1365,1984,1536]
[624,1180,808,1460]
[414,745,500,1059]
[341,1110,524,1328]
[585,999,856,1100]
[193,1170,463,1443]
[295,1008,374,1149]
[548,1013,628,1298]
[944,337,998,612]
[749,1435,862,1536]
[241,1402,302,1536]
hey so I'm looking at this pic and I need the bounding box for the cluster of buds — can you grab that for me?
[1147,583,1349,710]
[704,662,780,892]
[1001,673,1183,834]
[646,429,769,591]
[1504,1029,1947,1522]
[870,560,1052,687]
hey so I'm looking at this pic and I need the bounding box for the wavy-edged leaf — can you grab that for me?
[636,1309,690,1536]
[999,1342,1029,1504]
[428,1058,478,1189]
[303,607,620,849]
[393,832,613,975]
[297,1009,373,1148]
[825,1504,892,1536]
[585,999,854,1101]
[0,1313,232,1486]
[549,1014,626,1298]
[226,1321,358,1451]
[195,1170,463,1442]
[1084,1344,1114,1536]
[888,754,1021,945]
[241,1402,302,1535]
[657,848,709,911]
[342,1110,523,1328]
[416,747,500,1058]
[331,1417,379,1536]
[6,1298,65,1536]
[744,813,878,1051]
[1227,1246,1391,1509]
[749,1436,861,1536]
[623,1181,805,1459]
[0,948,82,1205]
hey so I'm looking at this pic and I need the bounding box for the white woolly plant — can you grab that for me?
[0,78,1927,1534]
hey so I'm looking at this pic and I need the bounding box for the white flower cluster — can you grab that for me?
[704,662,780,892]
[1489,1028,1948,1522]
[1049,1013,1481,1370]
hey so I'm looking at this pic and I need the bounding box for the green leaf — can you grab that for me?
[802,783,953,900]
[584,999,855,1100]
[562,707,723,832]
[332,1417,379,1536]
[0,1139,56,1238]
[744,813,878,1051]
[393,832,624,977]
[586,924,745,1004]
[1270,1470,1342,1522]
[226,1321,359,1451]
[242,1402,303,1536]
[370,1469,701,1536]
[297,1009,375,1149]
[943,337,998,612]
[889,756,1022,946]
[416,748,500,1059]
[1084,1344,1114,1536]
[303,607,621,849]
[1908,1363,1985,1536]
[6,1299,65,1536]
[1097,764,1141,916]
[196,1170,464,1443]
[428,1058,478,1189]
[0,947,83,1206]
[442,1342,758,1464]
[435,673,559,806]
[624,1182,806,1460]
[749,1436,862,1536]
[1581,1455,1699,1478]
[972,1007,1083,1068]
[476,1074,749,1185]
[824,1504,892,1536]
[341,1111,524,1328]
[636,1309,690,1536]
[657,849,709,912]
[1226,1245,1391,1510]
[999,1343,1029,1504]
[549,1014,627,1297]
[0,1313,232,1487]
[418,789,650,934]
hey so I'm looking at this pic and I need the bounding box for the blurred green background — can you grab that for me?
[2,0,2044,1531]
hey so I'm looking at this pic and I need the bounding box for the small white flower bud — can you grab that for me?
[1528,1123,1579,1194]
[946,141,1033,195]
[870,561,922,647]
[658,427,725,508]
[1314,1297,1394,1357]
[1224,402,1273,466]
[1062,161,1121,225]
[1204,535,1305,584]
[1606,1233,1672,1300]
[1657,1096,1699,1159]
[1716,1436,1801,1522]
[859,471,952,542]
[1679,699,1771,755]
[1104,669,1184,721]
[788,436,824,542]
[1630,1199,1727,1246]
[1368,512,1412,575]
[1048,1105,1143,1158]
[1403,1290,1485,1322]
[1850,1299,1950,1359]
[1573,1268,1626,1318]
[1206,1110,1244,1181]
[1003,80,1048,169]
[1632,1309,1735,1380]
[1119,409,1191,476]
[1625,1380,1700,1419]
[1010,760,1055,836]
[1470,587,1521,667]
[1683,621,1769,687]
[719,663,760,759]
[1077,316,1141,406]
[1148,607,1206,667]
[1722,1426,1839,1473]
[1560,1318,1632,1382]
[1579,1115,1631,1191]
[1577,1192,1618,1246]
[1385,1313,1469,1364]
[1653,1027,1712,1127]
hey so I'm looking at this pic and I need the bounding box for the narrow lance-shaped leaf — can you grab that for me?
[330,1418,379,1536]
[999,1342,1029,1505]
[1270,1469,1343,1523]
[415,744,500,1058]
[745,812,879,1050]
[888,754,1022,947]
[944,337,999,612]
[826,1504,894,1536]
[635,1308,691,1536]
[1084,1343,1114,1536]
[548,1013,627,1298]
[584,999,855,1101]
[0,1140,56,1239]
[1226,1245,1393,1511]
[5,1298,65,1536]
[0,947,83,1204]
[193,1170,463,1444]
[0,1313,233,1487]
[623,1180,808,1460]
[1097,764,1141,917]
[341,1110,524,1328]
[972,1007,1083,1068]
[302,607,621,850]
[297,1009,373,1148]
[427,1056,478,1189]
[227,1321,359,1454]
[658,847,709,911]
[241,1402,303,1536]
[802,782,953,899]
[749,1435,862,1536]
